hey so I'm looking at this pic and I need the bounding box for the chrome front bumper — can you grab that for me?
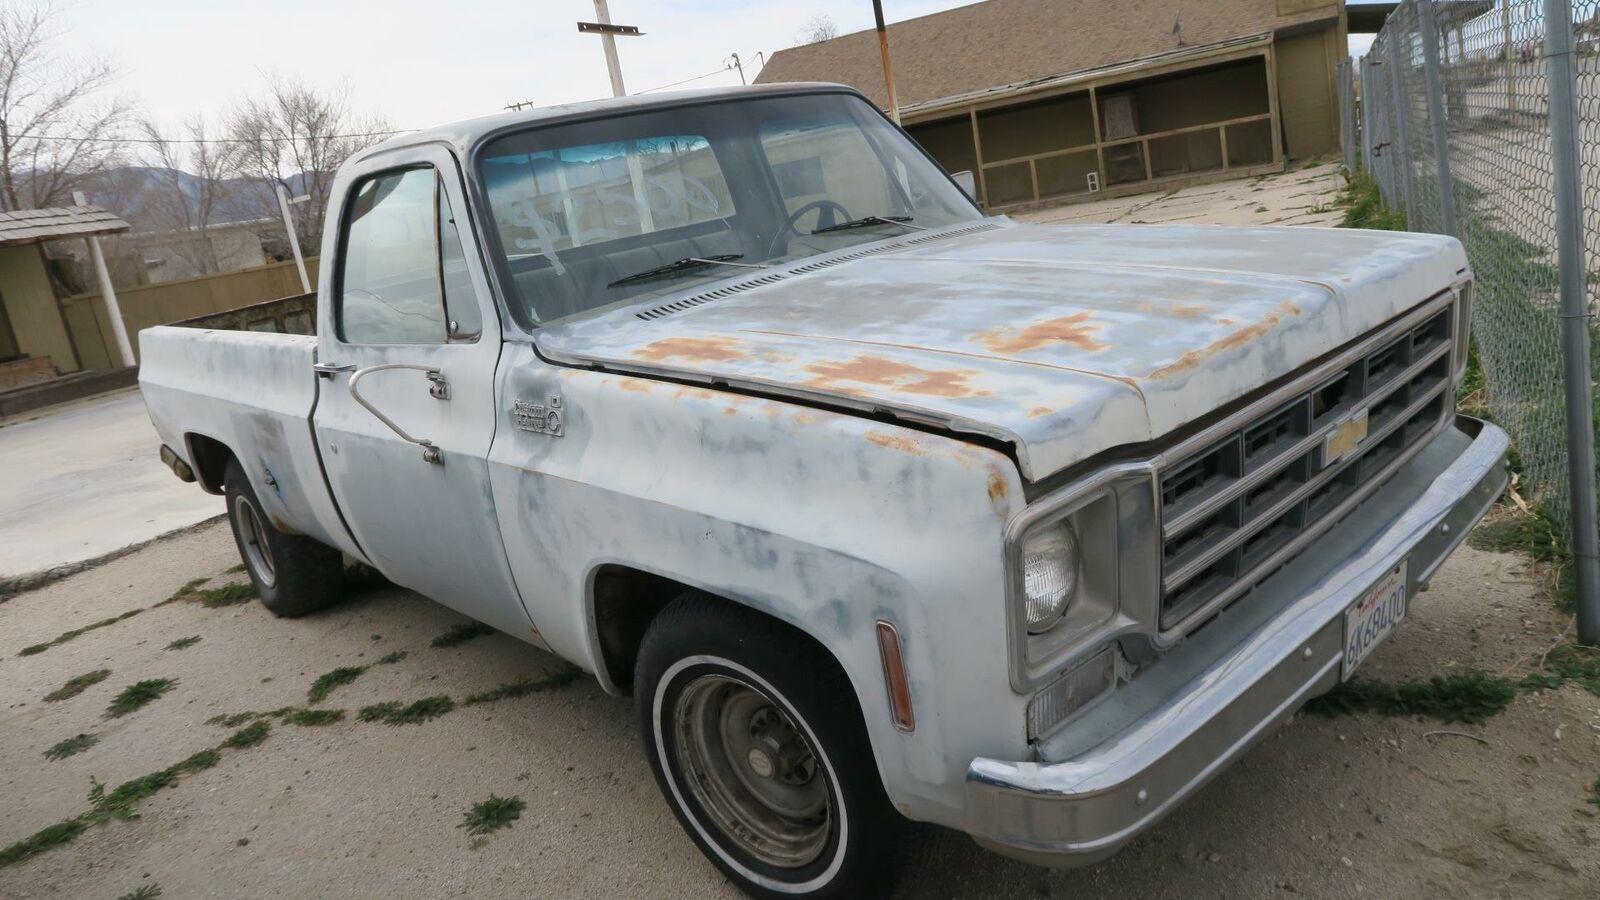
[964,416,1509,866]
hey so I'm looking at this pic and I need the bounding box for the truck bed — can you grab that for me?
[138,326,353,556]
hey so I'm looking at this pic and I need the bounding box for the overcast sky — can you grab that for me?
[60,1,1382,139]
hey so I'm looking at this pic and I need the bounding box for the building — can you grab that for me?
[755,0,1349,209]
[0,206,129,381]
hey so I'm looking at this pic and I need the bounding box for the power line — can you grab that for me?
[8,129,413,145]
[637,64,738,94]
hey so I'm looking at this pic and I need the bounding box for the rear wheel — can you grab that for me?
[223,461,344,617]
[635,593,905,898]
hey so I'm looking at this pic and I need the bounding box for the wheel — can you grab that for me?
[223,460,345,617]
[635,593,905,898]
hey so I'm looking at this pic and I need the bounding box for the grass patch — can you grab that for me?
[154,577,209,607]
[0,819,87,868]
[1304,670,1517,724]
[463,668,583,706]
[165,636,201,651]
[197,582,256,608]
[221,720,271,749]
[18,608,142,657]
[106,679,176,718]
[174,749,221,774]
[431,621,495,648]
[1519,642,1600,696]
[307,665,367,704]
[360,696,454,725]
[44,669,110,702]
[283,708,345,727]
[119,885,162,900]
[1338,168,1407,231]
[44,733,99,761]
[1588,776,1600,808]
[376,650,407,665]
[460,794,524,836]
[1468,511,1577,613]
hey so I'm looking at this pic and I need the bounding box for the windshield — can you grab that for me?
[476,91,981,326]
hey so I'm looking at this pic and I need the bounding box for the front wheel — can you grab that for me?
[223,460,345,617]
[635,594,905,898]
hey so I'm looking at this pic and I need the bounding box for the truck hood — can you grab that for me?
[534,222,1468,481]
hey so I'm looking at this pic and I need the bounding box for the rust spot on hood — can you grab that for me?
[986,471,1006,503]
[804,355,992,398]
[1028,406,1052,418]
[1134,301,1210,319]
[632,336,745,364]
[975,312,1108,355]
[866,430,926,455]
[1147,300,1304,380]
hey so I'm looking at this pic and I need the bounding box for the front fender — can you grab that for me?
[487,344,1031,829]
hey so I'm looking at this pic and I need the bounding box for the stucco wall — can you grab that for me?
[0,245,77,373]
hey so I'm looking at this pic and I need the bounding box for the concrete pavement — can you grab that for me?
[0,388,222,591]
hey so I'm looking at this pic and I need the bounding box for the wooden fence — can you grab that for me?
[63,257,320,369]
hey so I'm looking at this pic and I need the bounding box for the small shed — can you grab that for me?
[0,206,130,376]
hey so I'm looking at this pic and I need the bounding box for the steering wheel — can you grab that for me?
[785,199,852,233]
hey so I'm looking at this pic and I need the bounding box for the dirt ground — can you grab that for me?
[0,520,1593,899]
[2,164,1595,898]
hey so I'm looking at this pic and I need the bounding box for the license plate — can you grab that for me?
[1324,407,1370,466]
[1342,561,1407,679]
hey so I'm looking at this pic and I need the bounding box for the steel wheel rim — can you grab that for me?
[233,495,276,588]
[672,674,831,869]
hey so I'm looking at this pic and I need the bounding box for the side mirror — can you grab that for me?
[951,170,978,202]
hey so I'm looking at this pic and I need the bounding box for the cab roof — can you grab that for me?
[355,82,861,165]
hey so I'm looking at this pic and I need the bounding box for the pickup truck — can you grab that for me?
[140,83,1509,897]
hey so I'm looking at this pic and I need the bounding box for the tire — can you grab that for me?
[223,460,345,617]
[635,593,905,899]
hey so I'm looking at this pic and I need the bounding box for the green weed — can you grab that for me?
[118,885,162,900]
[197,582,256,608]
[106,679,176,718]
[307,665,367,704]
[360,696,454,725]
[463,669,583,706]
[0,819,87,868]
[18,608,142,656]
[1304,670,1518,724]
[44,733,98,761]
[1338,169,1407,231]
[44,669,110,702]
[165,636,201,651]
[220,721,270,749]
[376,650,407,665]
[460,794,524,836]
[283,708,345,727]
[431,621,495,648]
[154,577,208,607]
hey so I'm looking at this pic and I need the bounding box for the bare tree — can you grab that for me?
[0,3,130,211]
[226,76,391,255]
[797,14,839,45]
[138,116,241,275]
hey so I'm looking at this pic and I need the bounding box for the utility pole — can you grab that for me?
[72,190,134,368]
[578,1,643,98]
[274,181,312,295]
[728,52,747,85]
[871,0,902,123]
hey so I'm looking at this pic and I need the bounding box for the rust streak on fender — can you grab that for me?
[632,336,745,364]
[1027,406,1052,419]
[804,355,992,399]
[975,312,1107,354]
[1147,299,1304,380]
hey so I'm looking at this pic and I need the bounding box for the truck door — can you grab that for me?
[310,144,529,637]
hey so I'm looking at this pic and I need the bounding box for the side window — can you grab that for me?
[338,167,483,344]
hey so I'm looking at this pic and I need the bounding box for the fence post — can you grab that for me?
[1360,56,1376,171]
[1386,32,1419,226]
[1543,0,1600,644]
[1416,0,1458,237]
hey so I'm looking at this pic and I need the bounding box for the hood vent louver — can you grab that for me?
[634,221,1000,321]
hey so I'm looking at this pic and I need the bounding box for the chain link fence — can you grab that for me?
[1351,0,1598,639]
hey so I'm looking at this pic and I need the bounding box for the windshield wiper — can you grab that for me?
[810,215,925,235]
[607,254,766,288]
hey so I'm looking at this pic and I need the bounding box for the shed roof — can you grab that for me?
[754,0,1344,111]
[0,206,130,248]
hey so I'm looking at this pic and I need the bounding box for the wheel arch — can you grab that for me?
[184,432,238,495]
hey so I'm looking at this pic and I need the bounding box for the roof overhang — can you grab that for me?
[900,32,1276,124]
[0,206,130,248]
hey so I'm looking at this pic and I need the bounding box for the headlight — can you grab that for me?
[1021,521,1080,633]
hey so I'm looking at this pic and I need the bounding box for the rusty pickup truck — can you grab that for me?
[139,84,1508,897]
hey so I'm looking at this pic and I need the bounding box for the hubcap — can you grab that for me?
[672,674,831,869]
[233,495,276,588]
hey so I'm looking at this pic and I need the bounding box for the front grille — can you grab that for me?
[1157,301,1457,630]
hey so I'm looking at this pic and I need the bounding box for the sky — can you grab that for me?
[58,0,1385,145]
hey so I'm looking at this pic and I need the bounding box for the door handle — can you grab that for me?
[346,364,449,464]
[313,361,357,378]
